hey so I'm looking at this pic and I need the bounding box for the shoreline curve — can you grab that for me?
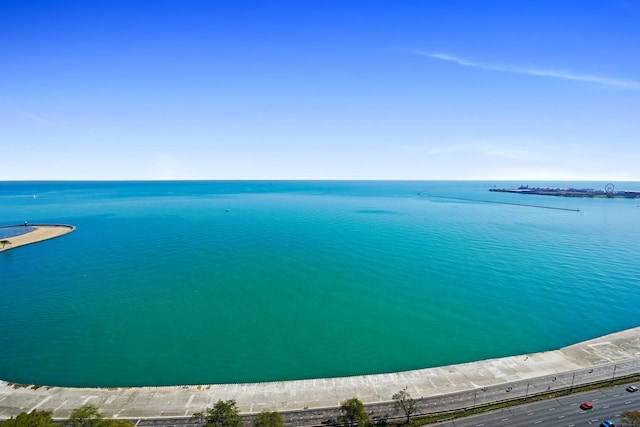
[1,326,639,420]
[0,224,76,252]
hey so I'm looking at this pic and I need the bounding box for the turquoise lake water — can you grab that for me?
[1,181,639,387]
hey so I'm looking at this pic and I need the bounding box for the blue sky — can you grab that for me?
[2,0,639,180]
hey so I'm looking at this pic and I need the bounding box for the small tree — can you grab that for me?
[65,404,133,427]
[99,421,135,427]
[392,389,417,424]
[191,412,207,424]
[339,397,369,427]
[198,400,242,427]
[252,410,284,427]
[1,410,55,427]
[67,404,103,427]
[622,410,640,427]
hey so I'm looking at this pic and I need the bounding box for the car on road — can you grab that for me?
[580,402,593,410]
[626,385,638,392]
[600,421,614,427]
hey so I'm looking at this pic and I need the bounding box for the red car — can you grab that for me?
[580,402,593,410]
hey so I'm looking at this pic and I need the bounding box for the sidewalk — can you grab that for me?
[1,327,639,420]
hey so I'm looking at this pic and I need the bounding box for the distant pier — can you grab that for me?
[490,183,640,198]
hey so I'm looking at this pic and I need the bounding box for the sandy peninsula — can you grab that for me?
[0,224,76,252]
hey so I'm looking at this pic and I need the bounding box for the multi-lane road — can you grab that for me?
[129,384,640,427]
[439,384,640,427]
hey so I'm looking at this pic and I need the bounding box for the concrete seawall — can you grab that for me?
[1,327,639,420]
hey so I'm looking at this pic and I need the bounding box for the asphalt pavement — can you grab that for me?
[438,383,640,427]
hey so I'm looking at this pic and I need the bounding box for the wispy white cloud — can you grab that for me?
[405,140,533,159]
[14,109,73,130]
[412,51,640,90]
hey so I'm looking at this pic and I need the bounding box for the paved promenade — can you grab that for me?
[1,327,639,421]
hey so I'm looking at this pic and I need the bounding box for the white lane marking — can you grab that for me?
[54,400,68,411]
[82,395,97,405]
[29,396,52,412]
[185,394,195,408]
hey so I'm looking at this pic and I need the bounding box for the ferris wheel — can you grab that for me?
[604,183,615,194]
